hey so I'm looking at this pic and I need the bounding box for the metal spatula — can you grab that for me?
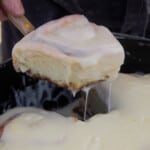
[8,15,35,36]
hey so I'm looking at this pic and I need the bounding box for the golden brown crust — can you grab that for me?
[13,52,111,91]
[24,69,105,91]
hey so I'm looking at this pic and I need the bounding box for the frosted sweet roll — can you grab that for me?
[12,15,124,90]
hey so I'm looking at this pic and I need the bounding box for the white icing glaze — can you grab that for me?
[82,86,92,121]
[107,82,112,112]
[32,15,123,58]
[15,15,124,63]
[71,90,77,98]
[82,84,97,120]
[1,73,150,150]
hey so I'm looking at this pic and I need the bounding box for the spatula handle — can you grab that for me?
[8,15,35,36]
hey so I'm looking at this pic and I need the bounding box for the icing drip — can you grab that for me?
[107,82,112,112]
[71,91,77,98]
[82,86,93,121]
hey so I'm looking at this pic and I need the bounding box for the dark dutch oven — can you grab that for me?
[0,34,150,115]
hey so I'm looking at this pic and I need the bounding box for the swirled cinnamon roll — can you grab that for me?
[12,15,124,91]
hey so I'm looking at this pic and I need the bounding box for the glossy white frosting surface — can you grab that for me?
[0,73,150,150]
[13,15,124,64]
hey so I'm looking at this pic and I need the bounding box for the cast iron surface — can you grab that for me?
[0,37,150,114]
[118,35,150,73]
[0,59,74,114]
